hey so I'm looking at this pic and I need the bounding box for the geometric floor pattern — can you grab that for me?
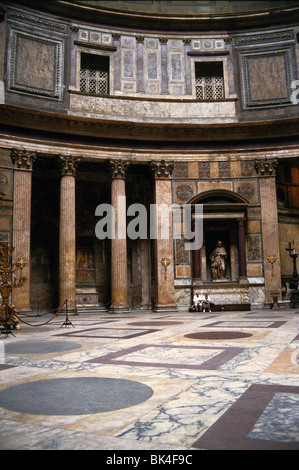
[0,308,298,451]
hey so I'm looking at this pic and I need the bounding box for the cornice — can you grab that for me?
[0,104,298,143]
[5,1,299,32]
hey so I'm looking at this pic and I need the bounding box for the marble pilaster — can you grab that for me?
[255,158,282,306]
[11,149,36,312]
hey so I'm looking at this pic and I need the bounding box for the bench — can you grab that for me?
[189,303,251,312]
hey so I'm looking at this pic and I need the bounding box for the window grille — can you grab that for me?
[195,62,224,100]
[80,53,109,95]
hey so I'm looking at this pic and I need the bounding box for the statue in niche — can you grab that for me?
[210,241,227,280]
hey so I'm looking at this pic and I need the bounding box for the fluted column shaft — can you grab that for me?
[59,156,80,312]
[11,149,35,312]
[109,160,130,313]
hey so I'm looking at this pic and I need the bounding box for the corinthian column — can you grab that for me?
[151,160,176,312]
[59,155,80,313]
[11,149,36,312]
[109,160,130,313]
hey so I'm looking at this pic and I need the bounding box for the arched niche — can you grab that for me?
[187,189,248,284]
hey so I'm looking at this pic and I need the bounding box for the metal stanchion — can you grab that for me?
[60,299,74,328]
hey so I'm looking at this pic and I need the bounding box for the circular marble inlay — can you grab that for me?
[129,321,182,326]
[0,377,153,415]
[19,327,51,333]
[5,341,82,355]
[185,331,252,340]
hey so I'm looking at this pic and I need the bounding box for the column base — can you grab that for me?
[15,307,32,314]
[154,304,177,313]
[109,306,131,314]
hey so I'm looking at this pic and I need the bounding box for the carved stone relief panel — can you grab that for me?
[235,180,258,204]
[173,182,196,203]
[247,234,262,261]
[198,161,210,179]
[0,171,10,198]
[175,239,190,264]
[6,7,67,100]
[218,161,231,178]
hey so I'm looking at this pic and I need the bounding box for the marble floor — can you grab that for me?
[0,308,298,451]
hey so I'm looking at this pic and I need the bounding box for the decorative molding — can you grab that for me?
[234,30,294,47]
[188,50,229,56]
[254,158,278,176]
[59,155,81,176]
[150,160,174,179]
[108,160,130,179]
[11,148,36,171]
[7,7,68,34]
[1,105,299,142]
[74,40,116,51]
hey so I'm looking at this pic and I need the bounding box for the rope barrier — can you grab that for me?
[9,296,129,330]
[14,300,67,327]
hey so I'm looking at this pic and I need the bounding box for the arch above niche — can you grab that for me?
[188,189,249,205]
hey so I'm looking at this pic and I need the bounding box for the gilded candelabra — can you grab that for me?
[0,241,27,330]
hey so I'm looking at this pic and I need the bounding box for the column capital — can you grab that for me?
[150,160,174,179]
[159,37,168,44]
[11,148,36,171]
[59,155,81,176]
[108,160,130,179]
[254,158,278,176]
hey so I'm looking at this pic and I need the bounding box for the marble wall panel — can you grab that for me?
[174,287,191,306]
[176,266,191,278]
[239,48,294,108]
[247,234,262,261]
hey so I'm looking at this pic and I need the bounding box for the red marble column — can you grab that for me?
[192,223,201,279]
[109,160,130,313]
[11,149,36,312]
[59,156,80,313]
[238,218,247,282]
